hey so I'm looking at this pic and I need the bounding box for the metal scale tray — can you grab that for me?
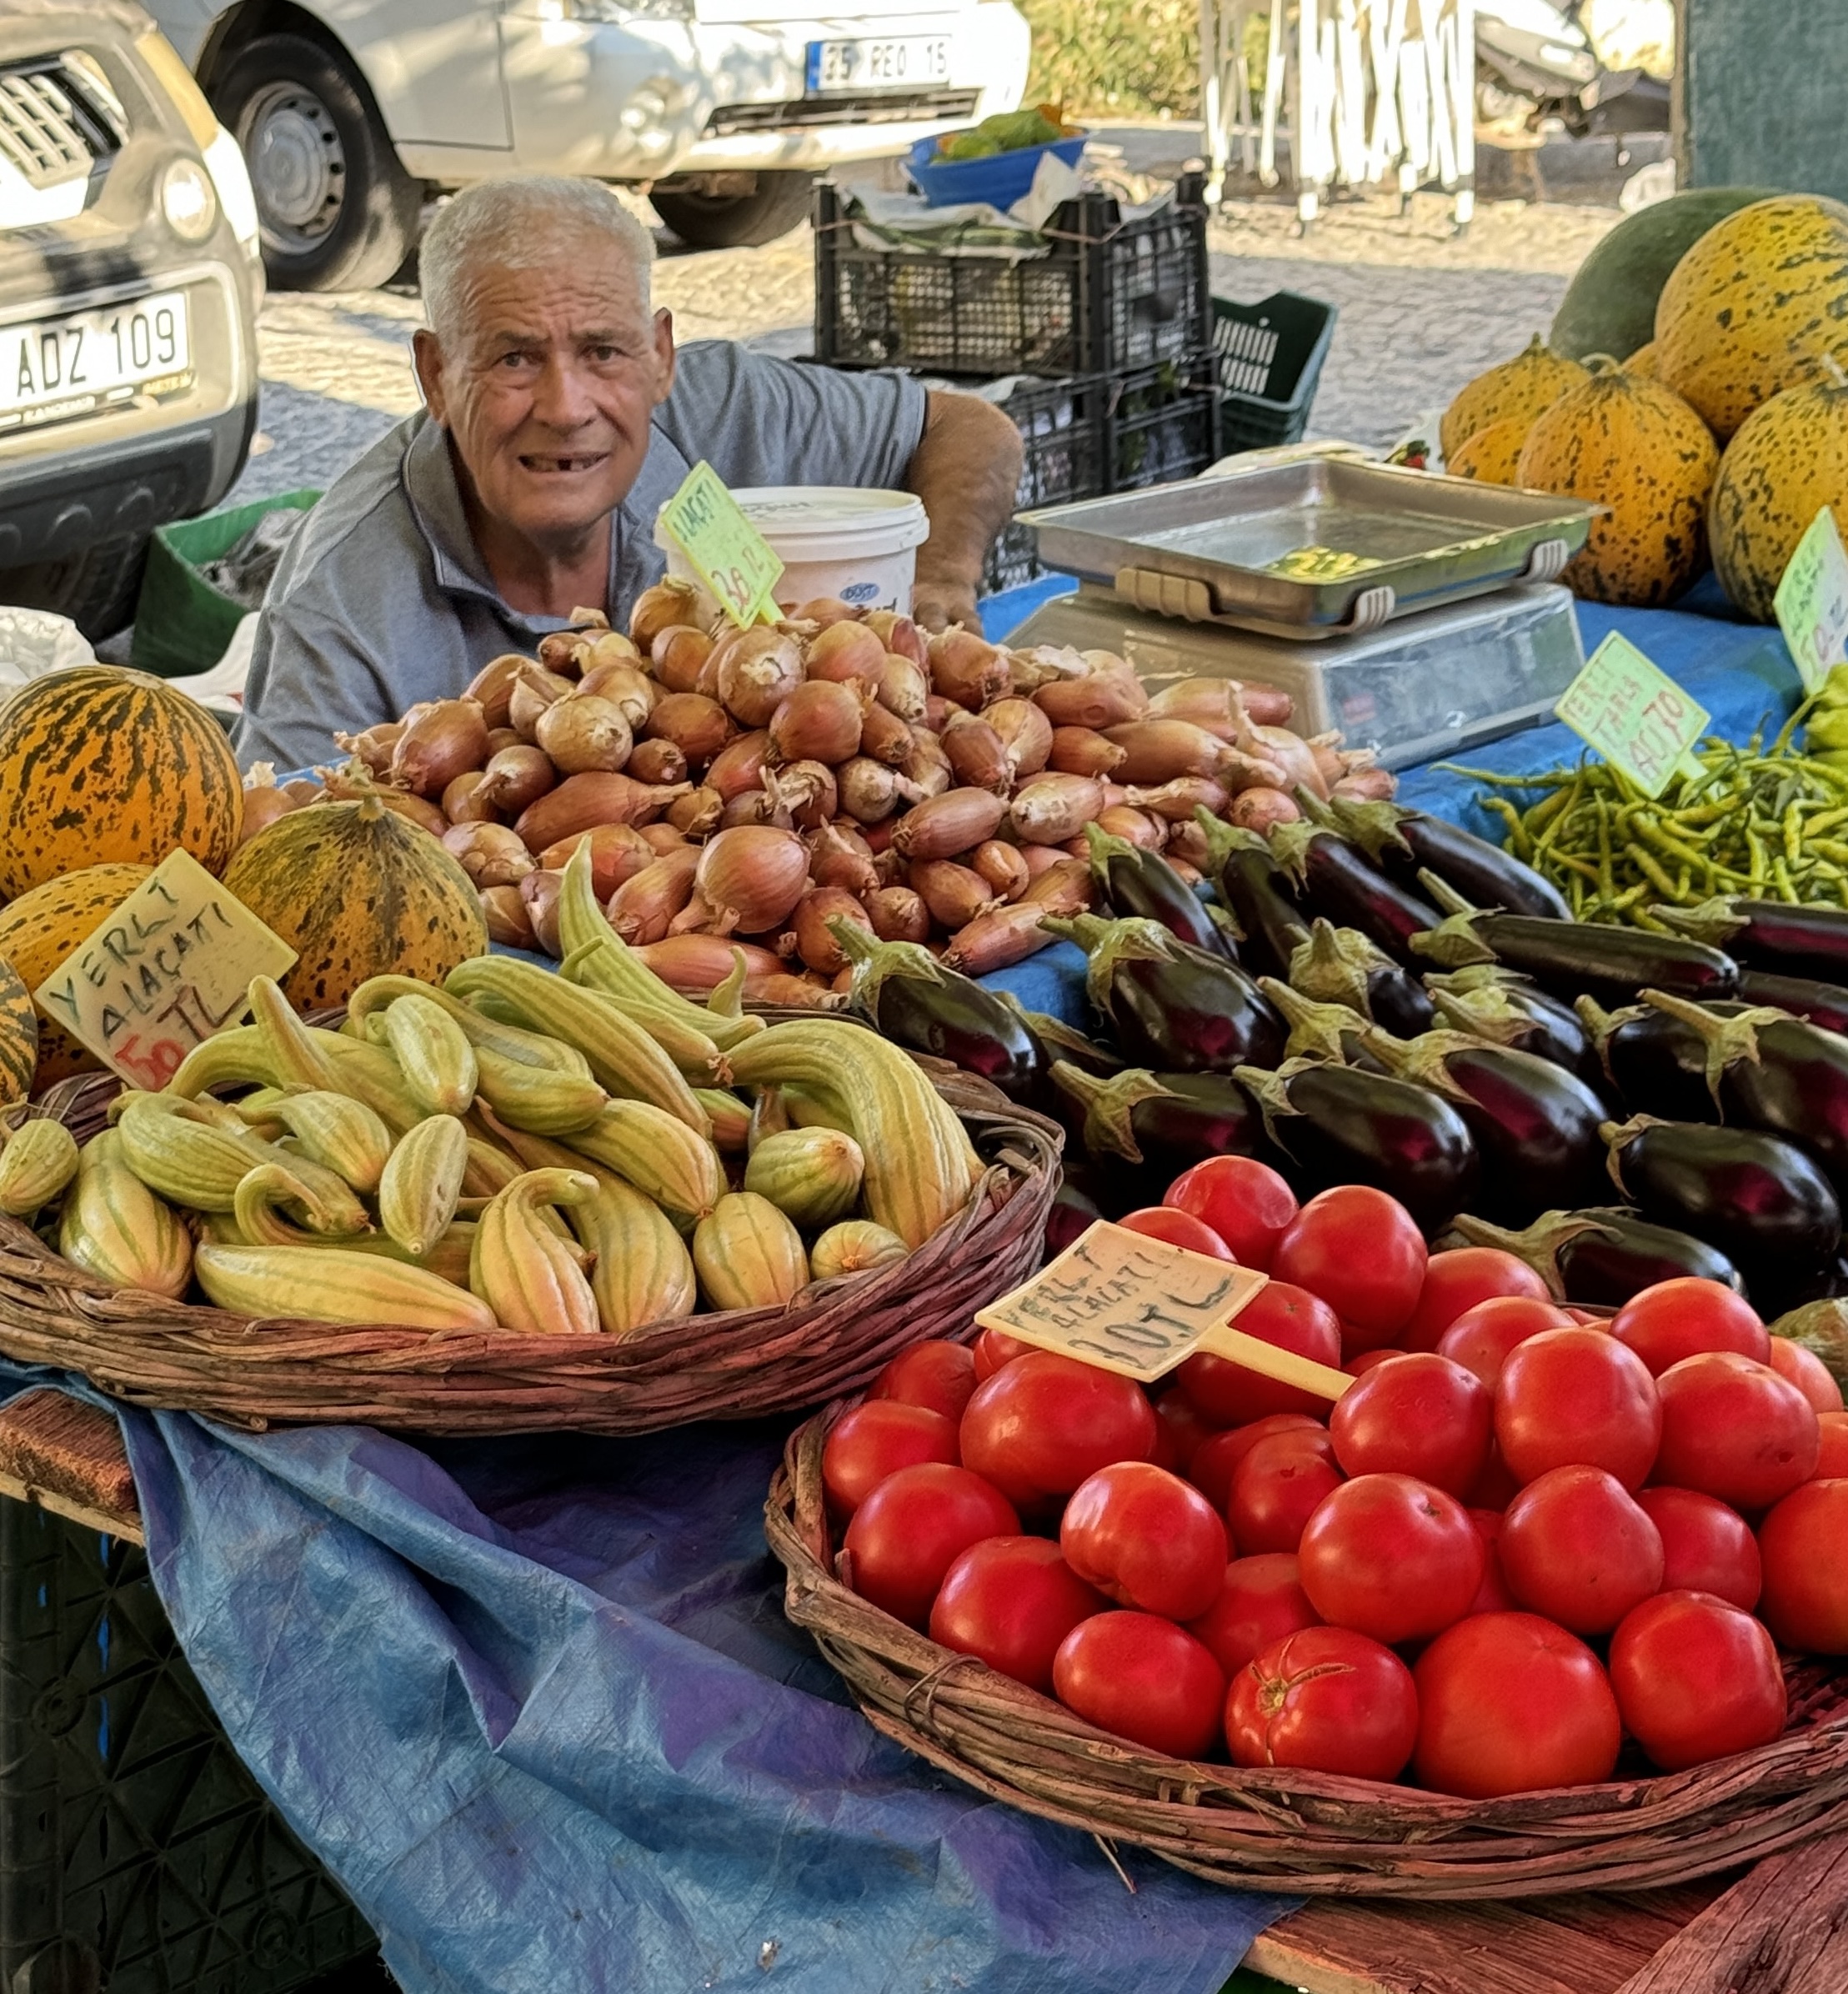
[1019,452,1597,640]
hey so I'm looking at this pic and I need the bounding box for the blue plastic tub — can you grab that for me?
[905,133,1086,210]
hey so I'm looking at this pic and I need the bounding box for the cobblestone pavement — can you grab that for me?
[229,188,1618,504]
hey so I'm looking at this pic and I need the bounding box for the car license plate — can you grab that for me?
[0,290,192,434]
[805,35,951,93]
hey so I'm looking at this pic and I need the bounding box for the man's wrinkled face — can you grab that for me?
[413,231,675,550]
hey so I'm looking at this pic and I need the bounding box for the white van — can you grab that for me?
[143,0,1031,289]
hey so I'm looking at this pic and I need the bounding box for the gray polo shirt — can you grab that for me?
[235,341,929,773]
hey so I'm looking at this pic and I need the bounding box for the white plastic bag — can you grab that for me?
[0,606,95,689]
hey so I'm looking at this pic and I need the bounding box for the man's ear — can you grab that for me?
[412,328,447,422]
[651,308,677,407]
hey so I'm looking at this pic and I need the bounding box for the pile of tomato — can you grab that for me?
[823,1159,1848,1796]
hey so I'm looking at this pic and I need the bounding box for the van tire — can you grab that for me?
[0,534,150,643]
[650,172,814,250]
[213,33,422,292]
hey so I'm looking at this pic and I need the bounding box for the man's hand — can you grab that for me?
[909,578,983,633]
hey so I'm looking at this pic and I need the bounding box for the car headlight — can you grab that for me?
[162,156,218,242]
[203,124,262,258]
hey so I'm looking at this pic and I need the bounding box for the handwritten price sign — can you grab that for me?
[1775,506,1848,695]
[1554,633,1710,800]
[658,461,783,629]
[976,1220,1351,1399]
[32,849,297,1089]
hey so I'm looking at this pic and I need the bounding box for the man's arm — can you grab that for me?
[234,607,398,775]
[904,391,1024,634]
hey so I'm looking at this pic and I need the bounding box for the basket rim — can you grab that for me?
[764,1395,1848,1899]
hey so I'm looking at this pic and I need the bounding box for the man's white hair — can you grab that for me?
[421,177,656,343]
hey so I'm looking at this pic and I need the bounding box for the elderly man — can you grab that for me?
[236,177,1023,773]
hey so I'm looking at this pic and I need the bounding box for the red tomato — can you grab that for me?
[1498,1465,1664,1636]
[1494,1326,1662,1490]
[1052,1611,1226,1759]
[1186,1553,1321,1676]
[1229,1432,1345,1555]
[929,1536,1105,1692]
[1154,1386,1217,1469]
[1297,1473,1485,1645]
[1061,1462,1229,1620]
[1635,1486,1761,1610]
[1436,1295,1576,1392]
[1116,1206,1239,1260]
[843,1464,1019,1626]
[1610,1278,1770,1375]
[1273,1186,1426,1348]
[1345,1349,1403,1378]
[1818,1411,1848,1477]
[1401,1248,1552,1353]
[822,1401,960,1516]
[1179,1282,1345,1424]
[1164,1155,1298,1270]
[1189,1415,1324,1512]
[1768,1335,1845,1415]
[959,1351,1157,1510]
[871,1340,978,1422]
[972,1327,1033,1381]
[1758,1479,1848,1652]
[1330,1352,1491,1497]
[1226,1626,1419,1781]
[1465,1444,1521,1511]
[1465,1509,1516,1615]
[1413,1612,1621,1798]
[1608,1591,1787,1772]
[1655,1352,1820,1511]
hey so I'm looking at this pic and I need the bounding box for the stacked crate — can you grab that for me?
[812,172,1222,596]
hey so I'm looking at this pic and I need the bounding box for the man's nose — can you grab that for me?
[529,355,598,429]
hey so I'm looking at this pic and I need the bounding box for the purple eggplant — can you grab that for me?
[1737,968,1848,1035]
[1641,989,1848,1197]
[1235,1057,1479,1229]
[1085,822,1231,959]
[1657,895,1848,982]
[1196,814,1309,981]
[1270,819,1440,967]
[1288,919,1435,1038]
[1329,794,1570,919]
[832,923,1043,1102]
[1046,1178,1105,1254]
[1450,1208,1744,1305]
[1575,994,1740,1122]
[1425,965,1602,1086]
[1255,977,1390,1071]
[1043,913,1286,1075]
[1368,1029,1608,1223]
[1050,1061,1274,1183]
[1411,874,1738,1006]
[1604,1114,1840,1310]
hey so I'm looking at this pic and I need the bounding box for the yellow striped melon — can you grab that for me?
[1710,372,1848,622]
[0,864,153,1087]
[1626,340,1660,378]
[0,955,35,1106]
[1516,362,1719,606]
[1440,337,1588,464]
[1655,194,1848,442]
[1447,417,1531,485]
[0,669,241,899]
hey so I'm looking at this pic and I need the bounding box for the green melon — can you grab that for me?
[1550,187,1778,365]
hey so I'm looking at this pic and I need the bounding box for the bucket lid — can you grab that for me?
[655,486,929,561]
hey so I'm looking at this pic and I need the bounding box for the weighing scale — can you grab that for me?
[1013,448,1600,770]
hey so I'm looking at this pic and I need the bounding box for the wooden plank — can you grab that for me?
[0,1388,142,1541]
[1246,1883,1722,1994]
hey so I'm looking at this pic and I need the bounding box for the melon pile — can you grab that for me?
[1440,192,1848,618]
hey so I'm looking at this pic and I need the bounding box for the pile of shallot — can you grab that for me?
[242,582,1391,1001]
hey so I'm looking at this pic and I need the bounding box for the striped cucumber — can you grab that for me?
[232,1159,373,1246]
[473,1044,608,1135]
[248,1089,394,1194]
[168,1025,275,1099]
[348,974,590,1075]
[469,1168,602,1335]
[194,1241,496,1330]
[695,1089,752,1154]
[0,1116,79,1218]
[381,992,478,1117]
[692,1191,809,1310]
[249,976,342,1090]
[743,1127,864,1229]
[378,1114,470,1256]
[114,1094,278,1212]
[570,1173,697,1336]
[58,1130,193,1297]
[561,1100,724,1228]
[809,1220,909,1280]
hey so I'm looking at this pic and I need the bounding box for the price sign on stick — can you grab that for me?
[32,849,297,1091]
[1555,632,1710,800]
[1774,506,1848,695]
[976,1220,1352,1400]
[658,461,784,629]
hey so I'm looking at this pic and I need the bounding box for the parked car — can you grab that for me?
[0,1,263,639]
[141,0,1031,290]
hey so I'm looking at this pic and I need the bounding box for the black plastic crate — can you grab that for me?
[814,173,1212,380]
[0,1498,376,1994]
[1105,358,1221,493]
[1212,291,1338,453]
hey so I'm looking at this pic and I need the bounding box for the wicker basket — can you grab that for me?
[766,1399,1848,1900]
[0,1069,1059,1436]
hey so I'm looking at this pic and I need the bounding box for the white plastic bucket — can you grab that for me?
[654,486,929,616]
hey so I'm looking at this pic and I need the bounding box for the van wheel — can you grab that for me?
[213,33,422,291]
[0,535,150,643]
[650,173,814,250]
